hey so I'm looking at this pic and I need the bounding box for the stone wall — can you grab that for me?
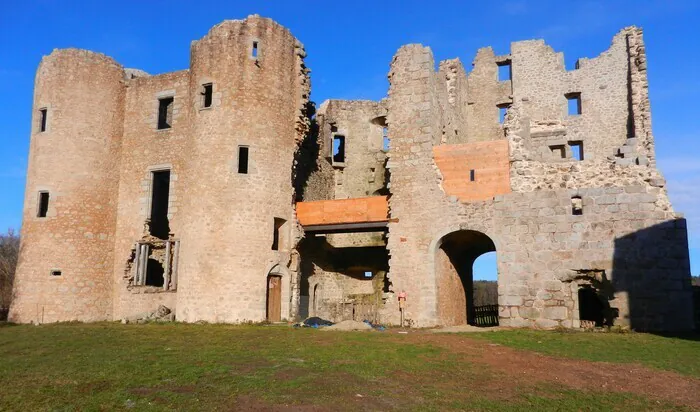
[383,27,693,331]
[111,70,189,319]
[11,19,693,330]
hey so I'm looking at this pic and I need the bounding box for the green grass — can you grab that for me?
[471,329,700,377]
[0,323,694,411]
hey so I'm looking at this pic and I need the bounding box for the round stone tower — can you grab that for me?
[9,49,124,323]
[176,16,309,322]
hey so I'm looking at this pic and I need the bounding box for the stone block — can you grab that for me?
[534,318,559,329]
[519,307,540,319]
[543,306,568,320]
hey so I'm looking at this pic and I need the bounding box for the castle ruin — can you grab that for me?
[10,15,695,331]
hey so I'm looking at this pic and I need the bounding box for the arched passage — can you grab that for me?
[435,230,497,326]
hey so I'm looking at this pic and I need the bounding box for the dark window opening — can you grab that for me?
[272,218,286,251]
[578,286,605,327]
[550,145,566,159]
[149,170,171,239]
[252,41,259,58]
[145,258,165,287]
[202,83,213,108]
[238,146,249,174]
[497,61,512,82]
[566,93,582,115]
[50,270,61,277]
[569,141,584,161]
[332,135,345,164]
[157,97,174,129]
[469,169,476,182]
[39,108,48,132]
[497,104,510,124]
[37,191,49,218]
[571,196,583,216]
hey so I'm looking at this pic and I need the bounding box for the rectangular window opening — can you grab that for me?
[497,61,512,82]
[157,97,174,129]
[497,104,510,124]
[364,271,373,279]
[149,170,171,239]
[50,270,62,277]
[272,217,286,251]
[252,41,259,58]
[332,135,345,164]
[37,191,49,218]
[202,83,213,108]
[569,141,584,161]
[550,145,566,159]
[382,127,389,151]
[238,146,249,174]
[469,169,476,182]
[566,93,582,116]
[571,196,583,216]
[39,108,48,132]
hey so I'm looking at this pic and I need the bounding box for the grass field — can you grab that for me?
[0,322,698,411]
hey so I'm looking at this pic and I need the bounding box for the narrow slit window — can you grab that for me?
[382,127,389,151]
[238,146,249,174]
[149,170,171,239]
[39,108,48,132]
[201,83,213,108]
[252,41,259,58]
[550,145,566,159]
[272,218,286,251]
[332,135,345,164]
[50,270,62,277]
[571,196,583,216]
[469,169,476,182]
[157,97,174,129]
[37,191,49,218]
[497,104,510,124]
[569,141,584,161]
[566,93,582,116]
[497,61,512,82]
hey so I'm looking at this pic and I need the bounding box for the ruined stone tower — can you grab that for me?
[10,17,695,331]
[11,16,309,324]
[10,50,125,322]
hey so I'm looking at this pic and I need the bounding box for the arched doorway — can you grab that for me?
[434,230,498,326]
[266,274,282,322]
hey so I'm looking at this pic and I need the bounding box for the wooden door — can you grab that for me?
[266,275,282,322]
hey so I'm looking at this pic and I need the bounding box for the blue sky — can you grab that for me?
[1,1,699,281]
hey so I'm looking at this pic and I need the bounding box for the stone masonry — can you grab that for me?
[10,17,694,331]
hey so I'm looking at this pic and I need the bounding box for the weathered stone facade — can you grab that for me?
[10,17,694,331]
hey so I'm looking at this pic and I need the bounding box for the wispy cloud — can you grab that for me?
[536,1,610,43]
[501,1,528,16]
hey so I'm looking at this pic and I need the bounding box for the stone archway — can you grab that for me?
[433,229,497,326]
[265,263,291,322]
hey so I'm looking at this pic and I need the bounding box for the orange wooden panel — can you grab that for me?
[433,140,510,202]
[296,196,389,227]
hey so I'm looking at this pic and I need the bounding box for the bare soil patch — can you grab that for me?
[398,331,700,408]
